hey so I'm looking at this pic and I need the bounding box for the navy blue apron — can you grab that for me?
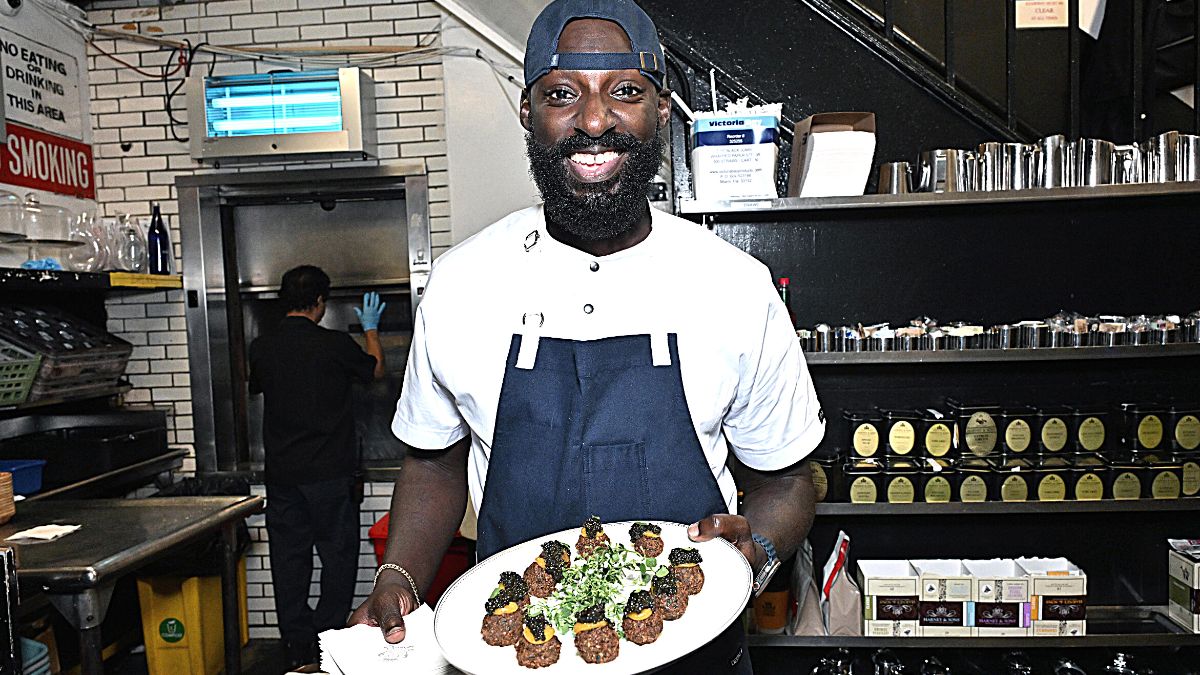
[476,331,751,674]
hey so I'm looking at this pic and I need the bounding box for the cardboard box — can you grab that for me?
[1018,557,1087,636]
[910,560,972,636]
[1168,548,1200,633]
[964,559,1031,636]
[857,560,919,637]
[786,112,876,198]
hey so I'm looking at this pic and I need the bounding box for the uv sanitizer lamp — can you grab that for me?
[187,68,377,162]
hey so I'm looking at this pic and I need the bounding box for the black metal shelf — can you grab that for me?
[803,343,1200,365]
[815,498,1200,517]
[749,605,1197,649]
[680,181,1200,216]
[0,384,133,413]
[748,633,1200,649]
[0,268,182,292]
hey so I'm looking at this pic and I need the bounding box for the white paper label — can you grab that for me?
[1016,0,1069,29]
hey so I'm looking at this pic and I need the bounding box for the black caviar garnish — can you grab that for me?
[669,547,703,565]
[575,603,607,626]
[629,522,662,539]
[540,540,570,581]
[651,568,678,596]
[624,590,654,615]
[524,613,551,637]
[485,595,512,614]
[581,515,604,538]
[498,571,528,599]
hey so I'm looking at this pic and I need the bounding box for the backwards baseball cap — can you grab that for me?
[524,0,665,90]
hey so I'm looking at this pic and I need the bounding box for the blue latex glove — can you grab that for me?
[20,257,63,271]
[355,292,386,332]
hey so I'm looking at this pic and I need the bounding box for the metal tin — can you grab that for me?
[815,324,833,352]
[1033,456,1072,502]
[846,459,884,504]
[1035,405,1075,454]
[990,457,1034,502]
[1000,406,1037,457]
[868,334,894,352]
[956,458,992,502]
[844,409,884,459]
[1140,454,1182,499]
[879,409,922,458]
[1149,325,1179,345]
[1108,457,1147,500]
[921,458,956,503]
[921,409,956,461]
[1120,403,1169,453]
[807,450,844,503]
[883,459,920,504]
[1071,454,1109,501]
[992,324,1018,350]
[1170,404,1200,453]
[1176,453,1200,497]
[947,398,1001,459]
[1069,407,1109,454]
[1018,321,1049,349]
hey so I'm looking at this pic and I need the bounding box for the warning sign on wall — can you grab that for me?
[1015,0,1070,29]
[0,28,83,141]
[1,122,95,200]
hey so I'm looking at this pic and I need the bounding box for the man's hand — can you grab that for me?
[355,292,387,332]
[347,579,419,644]
[688,514,766,573]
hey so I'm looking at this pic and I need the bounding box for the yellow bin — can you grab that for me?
[136,558,249,675]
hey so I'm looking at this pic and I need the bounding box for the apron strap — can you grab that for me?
[516,311,543,370]
[651,332,672,367]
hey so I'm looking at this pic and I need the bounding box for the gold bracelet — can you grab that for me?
[374,563,422,607]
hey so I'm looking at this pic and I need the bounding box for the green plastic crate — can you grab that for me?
[0,337,40,406]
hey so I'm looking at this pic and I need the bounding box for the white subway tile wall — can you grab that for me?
[88,0,447,639]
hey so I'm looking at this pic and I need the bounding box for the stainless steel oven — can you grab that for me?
[177,165,430,474]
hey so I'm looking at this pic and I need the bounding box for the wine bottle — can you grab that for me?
[777,277,796,328]
[148,202,172,275]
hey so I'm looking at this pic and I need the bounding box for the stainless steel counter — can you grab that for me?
[1,496,263,675]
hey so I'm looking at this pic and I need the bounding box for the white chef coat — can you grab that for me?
[392,204,825,515]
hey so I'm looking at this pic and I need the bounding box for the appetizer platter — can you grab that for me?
[433,518,753,674]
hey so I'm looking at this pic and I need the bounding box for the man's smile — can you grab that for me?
[566,149,628,182]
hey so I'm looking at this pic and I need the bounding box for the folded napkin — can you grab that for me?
[319,606,461,675]
[5,524,81,542]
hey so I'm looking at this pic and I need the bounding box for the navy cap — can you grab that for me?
[524,0,665,90]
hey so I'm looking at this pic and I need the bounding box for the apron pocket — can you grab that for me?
[582,442,651,517]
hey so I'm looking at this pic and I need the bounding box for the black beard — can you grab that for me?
[525,127,664,241]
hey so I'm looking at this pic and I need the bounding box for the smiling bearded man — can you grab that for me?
[525,126,664,242]
[352,2,826,673]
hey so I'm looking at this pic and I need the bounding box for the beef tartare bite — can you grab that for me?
[668,547,705,595]
[651,568,688,620]
[629,522,664,558]
[515,613,561,669]
[621,590,664,645]
[575,515,610,558]
[480,593,524,646]
[497,570,531,608]
[523,540,570,598]
[573,604,619,664]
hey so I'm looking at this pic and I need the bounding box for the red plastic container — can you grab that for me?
[368,514,471,607]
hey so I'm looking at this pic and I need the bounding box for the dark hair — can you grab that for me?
[279,265,330,312]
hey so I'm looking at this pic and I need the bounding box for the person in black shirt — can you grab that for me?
[248,265,386,667]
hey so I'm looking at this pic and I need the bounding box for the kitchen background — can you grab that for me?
[62,0,542,641]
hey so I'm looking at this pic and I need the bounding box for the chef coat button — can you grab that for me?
[589,261,600,272]
[583,304,594,314]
